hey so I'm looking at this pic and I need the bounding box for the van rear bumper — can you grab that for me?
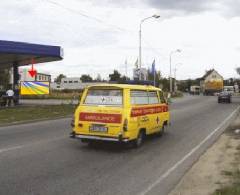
[70,132,129,142]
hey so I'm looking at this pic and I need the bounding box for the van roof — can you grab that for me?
[86,84,162,91]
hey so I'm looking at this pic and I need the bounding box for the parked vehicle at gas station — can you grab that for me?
[70,84,170,147]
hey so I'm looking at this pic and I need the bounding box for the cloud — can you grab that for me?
[145,0,210,13]
[1,0,240,80]
[84,0,240,17]
[82,0,210,12]
[0,0,120,48]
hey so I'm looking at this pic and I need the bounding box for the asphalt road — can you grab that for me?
[0,95,239,195]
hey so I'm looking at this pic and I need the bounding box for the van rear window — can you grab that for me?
[84,89,123,106]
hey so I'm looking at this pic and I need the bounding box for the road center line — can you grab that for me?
[140,106,240,195]
[0,146,23,154]
[0,136,66,155]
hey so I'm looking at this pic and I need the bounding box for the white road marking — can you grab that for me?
[140,106,240,195]
[0,146,23,154]
[0,136,66,154]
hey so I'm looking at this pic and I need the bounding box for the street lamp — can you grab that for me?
[174,63,182,79]
[169,49,181,93]
[173,63,182,92]
[139,14,160,80]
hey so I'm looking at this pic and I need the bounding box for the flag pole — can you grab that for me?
[153,68,156,87]
[125,59,128,78]
[152,59,156,87]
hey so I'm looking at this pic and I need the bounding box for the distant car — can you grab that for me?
[218,91,232,103]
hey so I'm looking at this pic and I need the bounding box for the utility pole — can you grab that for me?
[138,14,160,80]
[169,49,181,93]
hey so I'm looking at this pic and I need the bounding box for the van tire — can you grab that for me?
[133,130,145,148]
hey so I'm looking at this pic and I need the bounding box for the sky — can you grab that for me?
[1,0,240,80]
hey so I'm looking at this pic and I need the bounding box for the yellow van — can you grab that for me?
[70,84,170,147]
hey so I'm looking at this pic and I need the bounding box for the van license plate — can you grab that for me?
[90,125,108,132]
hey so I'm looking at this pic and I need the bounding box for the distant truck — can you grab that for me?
[190,86,200,95]
[200,69,224,96]
[203,80,223,96]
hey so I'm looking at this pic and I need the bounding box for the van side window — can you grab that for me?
[148,91,159,104]
[131,90,148,105]
[159,91,166,104]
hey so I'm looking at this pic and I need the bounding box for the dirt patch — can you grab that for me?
[169,114,240,195]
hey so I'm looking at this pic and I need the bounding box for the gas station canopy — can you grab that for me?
[0,40,63,68]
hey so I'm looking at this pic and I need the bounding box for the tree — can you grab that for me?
[108,70,129,83]
[236,67,240,75]
[80,74,93,82]
[55,74,66,83]
[109,70,121,82]
[119,75,129,82]
[159,78,169,91]
[177,78,200,92]
[147,68,162,87]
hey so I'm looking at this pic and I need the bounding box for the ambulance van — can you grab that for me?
[70,84,170,147]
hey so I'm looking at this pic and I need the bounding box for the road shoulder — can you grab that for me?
[169,113,240,195]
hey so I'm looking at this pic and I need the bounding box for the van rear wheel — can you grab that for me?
[133,130,144,148]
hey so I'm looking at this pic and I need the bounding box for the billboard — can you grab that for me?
[20,81,50,95]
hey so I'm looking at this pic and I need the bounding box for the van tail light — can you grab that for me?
[123,119,128,132]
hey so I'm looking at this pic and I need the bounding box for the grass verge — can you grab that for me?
[0,105,75,125]
[214,170,240,195]
[213,123,240,195]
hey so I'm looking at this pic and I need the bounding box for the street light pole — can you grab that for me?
[173,67,177,92]
[169,49,181,93]
[139,14,160,80]
[173,63,182,92]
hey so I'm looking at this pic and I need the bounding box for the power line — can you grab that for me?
[43,0,130,32]
[43,0,163,55]
[42,0,164,71]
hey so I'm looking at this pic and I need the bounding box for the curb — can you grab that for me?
[216,106,240,136]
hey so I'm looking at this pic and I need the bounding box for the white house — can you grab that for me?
[50,77,107,90]
[19,68,51,82]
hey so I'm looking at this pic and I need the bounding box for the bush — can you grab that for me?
[20,90,83,100]
[171,91,183,98]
